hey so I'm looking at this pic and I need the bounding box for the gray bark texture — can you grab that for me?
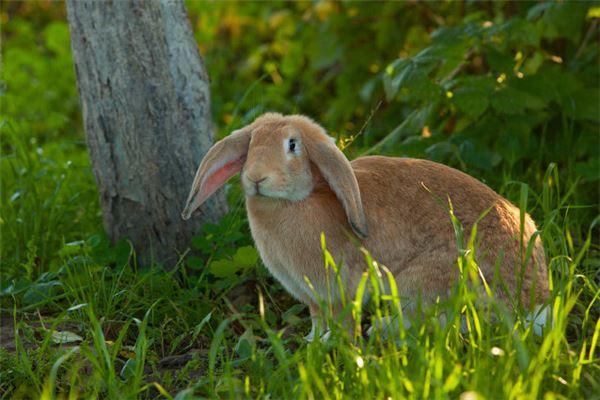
[66,0,227,266]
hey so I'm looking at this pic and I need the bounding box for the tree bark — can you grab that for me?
[66,0,226,266]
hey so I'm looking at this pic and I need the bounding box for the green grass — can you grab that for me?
[1,1,599,398]
[1,119,598,398]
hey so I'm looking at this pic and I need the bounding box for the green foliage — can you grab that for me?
[374,2,599,186]
[1,1,599,399]
[2,7,79,141]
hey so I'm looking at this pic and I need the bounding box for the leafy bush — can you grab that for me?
[2,4,79,141]
[375,2,598,186]
[185,0,598,227]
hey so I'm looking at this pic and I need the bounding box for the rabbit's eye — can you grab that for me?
[288,138,297,153]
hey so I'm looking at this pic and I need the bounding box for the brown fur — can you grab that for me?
[183,113,549,328]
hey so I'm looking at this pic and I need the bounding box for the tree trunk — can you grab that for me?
[66,0,226,266]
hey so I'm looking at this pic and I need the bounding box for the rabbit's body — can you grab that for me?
[182,113,549,340]
[247,156,548,311]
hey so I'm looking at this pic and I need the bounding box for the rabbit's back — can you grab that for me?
[351,156,549,307]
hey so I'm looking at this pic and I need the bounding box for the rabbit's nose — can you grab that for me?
[250,177,267,184]
[250,177,267,192]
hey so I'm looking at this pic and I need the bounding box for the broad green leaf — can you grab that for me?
[23,281,63,306]
[511,68,559,103]
[454,75,496,92]
[209,259,239,278]
[425,140,454,162]
[491,86,546,114]
[522,51,544,75]
[484,47,514,73]
[404,71,440,102]
[539,2,588,43]
[504,18,540,46]
[366,103,435,154]
[414,42,469,65]
[435,43,471,79]
[382,59,411,100]
[235,329,255,360]
[453,88,489,119]
[50,330,83,344]
[187,256,204,270]
[233,246,259,268]
[459,140,501,171]
[191,235,212,253]
[527,3,553,21]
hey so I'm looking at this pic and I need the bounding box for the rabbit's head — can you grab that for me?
[181,113,368,238]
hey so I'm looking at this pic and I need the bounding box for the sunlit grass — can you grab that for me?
[2,111,598,399]
[1,115,598,398]
[1,187,598,398]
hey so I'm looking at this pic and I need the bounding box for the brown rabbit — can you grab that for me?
[182,113,549,340]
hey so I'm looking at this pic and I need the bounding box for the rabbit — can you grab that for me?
[181,112,549,341]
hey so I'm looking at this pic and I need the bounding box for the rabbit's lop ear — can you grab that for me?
[306,137,368,239]
[181,128,251,220]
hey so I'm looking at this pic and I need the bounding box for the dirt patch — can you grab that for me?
[0,315,18,352]
[0,313,83,353]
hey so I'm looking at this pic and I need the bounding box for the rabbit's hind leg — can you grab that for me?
[304,302,328,342]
